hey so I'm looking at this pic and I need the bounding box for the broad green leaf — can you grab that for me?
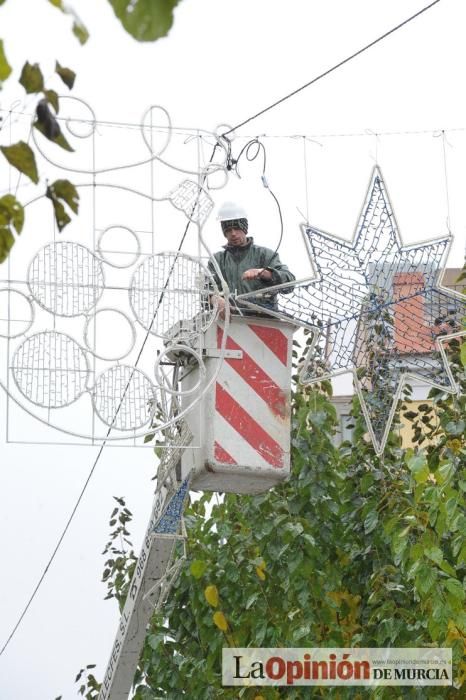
[19,61,44,93]
[444,578,465,602]
[108,0,181,42]
[46,180,79,232]
[293,622,311,642]
[0,142,39,183]
[190,560,207,579]
[33,118,74,152]
[436,461,454,485]
[407,453,429,484]
[0,226,15,264]
[72,19,89,45]
[204,585,219,608]
[425,546,443,566]
[364,509,378,534]
[445,419,465,436]
[0,39,12,84]
[0,195,24,233]
[48,1,89,44]
[439,559,457,577]
[212,611,228,631]
[55,61,76,89]
[460,342,466,368]
[49,179,79,214]
[43,89,59,113]
[415,563,437,594]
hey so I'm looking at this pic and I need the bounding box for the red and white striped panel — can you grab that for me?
[211,320,292,473]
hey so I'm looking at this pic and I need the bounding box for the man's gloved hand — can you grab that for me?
[242,268,272,281]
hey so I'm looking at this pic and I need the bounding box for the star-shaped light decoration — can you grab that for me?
[237,168,465,454]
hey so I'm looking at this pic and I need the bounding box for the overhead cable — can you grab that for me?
[222,0,442,137]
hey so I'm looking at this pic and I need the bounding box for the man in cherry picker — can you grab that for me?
[208,201,295,316]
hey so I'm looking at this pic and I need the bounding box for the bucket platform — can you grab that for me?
[180,314,295,494]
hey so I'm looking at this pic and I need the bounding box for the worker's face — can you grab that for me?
[223,226,247,247]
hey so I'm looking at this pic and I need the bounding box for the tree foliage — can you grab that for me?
[80,327,466,699]
[0,0,183,263]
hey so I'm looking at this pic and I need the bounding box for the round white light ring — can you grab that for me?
[214,123,237,141]
[83,308,136,361]
[11,330,90,408]
[168,180,214,226]
[91,364,157,431]
[141,105,172,157]
[129,251,219,340]
[154,343,206,397]
[0,288,35,338]
[27,241,105,317]
[202,163,229,191]
[96,225,141,269]
[61,96,97,139]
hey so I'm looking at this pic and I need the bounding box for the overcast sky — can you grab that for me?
[1,1,466,698]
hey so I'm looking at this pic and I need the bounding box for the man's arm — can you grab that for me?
[259,248,296,288]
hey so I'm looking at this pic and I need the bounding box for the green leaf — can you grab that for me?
[445,420,465,436]
[364,509,378,534]
[0,194,24,234]
[190,560,207,579]
[46,180,79,232]
[19,61,44,93]
[415,563,437,594]
[444,578,465,602]
[48,1,89,44]
[439,559,457,577]
[49,179,79,214]
[108,0,181,42]
[55,61,76,89]
[0,226,15,264]
[0,193,23,261]
[0,142,39,183]
[407,453,429,484]
[43,89,60,113]
[72,18,89,44]
[460,342,466,368]
[33,116,74,152]
[0,39,12,84]
[425,546,443,566]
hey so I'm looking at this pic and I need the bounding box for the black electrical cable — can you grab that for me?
[230,138,284,267]
[0,146,219,658]
[222,0,443,138]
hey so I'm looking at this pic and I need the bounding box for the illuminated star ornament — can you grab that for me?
[238,168,466,454]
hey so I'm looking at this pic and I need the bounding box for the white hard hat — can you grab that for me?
[217,201,247,222]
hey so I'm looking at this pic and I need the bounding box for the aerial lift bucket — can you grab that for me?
[180,314,295,494]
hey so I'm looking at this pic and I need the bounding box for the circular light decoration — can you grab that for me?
[11,331,89,408]
[28,241,105,316]
[168,180,214,226]
[92,365,156,431]
[0,289,35,338]
[83,308,136,361]
[96,225,141,269]
[129,251,219,340]
[154,343,206,397]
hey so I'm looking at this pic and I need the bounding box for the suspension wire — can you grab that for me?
[303,136,310,224]
[4,106,466,143]
[0,144,218,658]
[441,130,452,234]
[222,0,443,137]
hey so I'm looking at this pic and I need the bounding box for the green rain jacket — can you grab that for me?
[208,237,295,309]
